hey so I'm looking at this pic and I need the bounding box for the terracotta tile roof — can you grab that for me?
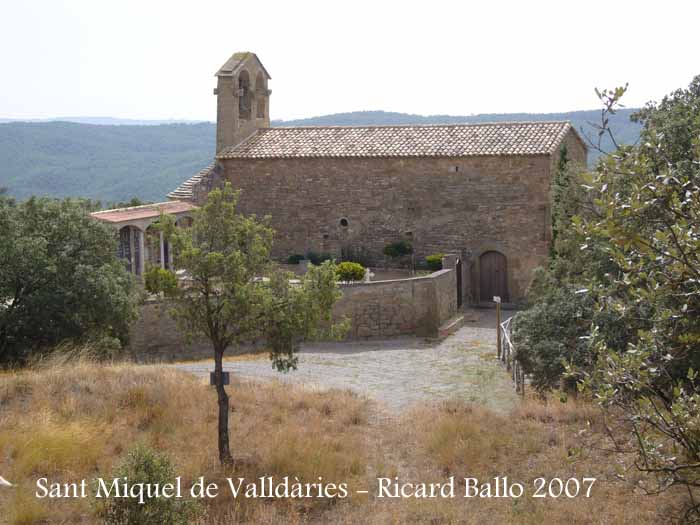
[217,121,576,159]
[91,201,196,224]
[167,162,215,201]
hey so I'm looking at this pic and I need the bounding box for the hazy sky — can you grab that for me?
[1,0,698,121]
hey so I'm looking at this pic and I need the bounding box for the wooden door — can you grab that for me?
[479,251,508,303]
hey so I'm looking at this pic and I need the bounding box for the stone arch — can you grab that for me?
[145,223,166,269]
[255,71,266,119]
[468,243,514,304]
[238,69,252,120]
[117,225,144,275]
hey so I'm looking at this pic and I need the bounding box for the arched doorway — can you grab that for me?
[117,225,143,275]
[479,251,508,303]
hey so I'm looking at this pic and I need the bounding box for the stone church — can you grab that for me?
[168,52,587,305]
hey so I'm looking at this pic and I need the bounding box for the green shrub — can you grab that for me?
[336,262,365,282]
[98,446,201,525]
[305,251,333,265]
[513,285,596,392]
[144,266,178,296]
[0,196,139,364]
[286,254,305,265]
[383,240,413,258]
[425,253,444,272]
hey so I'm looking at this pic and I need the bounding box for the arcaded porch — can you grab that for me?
[90,201,196,276]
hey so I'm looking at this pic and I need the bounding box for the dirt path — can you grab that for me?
[172,310,519,413]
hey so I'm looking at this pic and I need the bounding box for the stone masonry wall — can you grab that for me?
[126,299,214,363]
[215,160,522,302]
[128,266,458,360]
[333,267,456,339]
[210,129,587,303]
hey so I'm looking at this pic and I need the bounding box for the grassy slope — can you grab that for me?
[0,362,680,524]
[0,110,641,203]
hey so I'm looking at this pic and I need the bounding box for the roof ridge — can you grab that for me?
[265,120,571,131]
[92,200,177,214]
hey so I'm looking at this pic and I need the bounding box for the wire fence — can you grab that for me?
[499,315,525,396]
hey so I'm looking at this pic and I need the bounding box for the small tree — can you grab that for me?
[155,184,345,465]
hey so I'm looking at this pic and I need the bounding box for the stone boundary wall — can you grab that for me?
[333,266,457,339]
[126,299,216,363]
[127,258,459,361]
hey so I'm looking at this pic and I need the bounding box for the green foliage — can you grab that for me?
[425,253,444,272]
[98,446,200,525]
[518,75,700,513]
[158,182,346,359]
[264,261,349,372]
[0,197,139,363]
[550,145,570,258]
[143,266,178,296]
[383,240,413,258]
[157,183,347,462]
[336,262,365,282]
[305,251,333,266]
[286,254,305,265]
[0,122,214,202]
[513,285,594,391]
[576,77,700,511]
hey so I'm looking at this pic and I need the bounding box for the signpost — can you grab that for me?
[494,296,502,358]
[210,371,230,386]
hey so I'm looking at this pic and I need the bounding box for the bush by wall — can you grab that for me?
[286,254,305,265]
[425,254,444,272]
[144,266,178,296]
[336,262,365,282]
[383,240,413,259]
[305,251,333,265]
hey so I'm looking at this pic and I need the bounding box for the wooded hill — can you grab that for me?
[0,109,641,203]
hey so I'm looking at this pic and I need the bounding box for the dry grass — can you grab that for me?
[0,363,685,524]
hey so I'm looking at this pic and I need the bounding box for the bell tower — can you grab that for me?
[214,52,271,154]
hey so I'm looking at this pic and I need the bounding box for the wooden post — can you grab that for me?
[495,296,502,359]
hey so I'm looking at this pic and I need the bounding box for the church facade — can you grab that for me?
[169,52,587,304]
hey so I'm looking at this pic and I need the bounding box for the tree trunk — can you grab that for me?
[214,346,233,465]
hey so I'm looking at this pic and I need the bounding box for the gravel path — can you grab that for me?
[172,311,519,413]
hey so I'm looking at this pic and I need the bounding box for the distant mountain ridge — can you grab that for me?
[0,109,642,203]
[0,117,206,126]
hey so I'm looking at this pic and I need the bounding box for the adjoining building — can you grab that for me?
[168,52,587,304]
[90,201,195,276]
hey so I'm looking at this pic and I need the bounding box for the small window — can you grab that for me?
[339,218,349,227]
[448,165,460,173]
